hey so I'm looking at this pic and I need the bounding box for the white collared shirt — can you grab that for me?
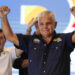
[0,47,17,75]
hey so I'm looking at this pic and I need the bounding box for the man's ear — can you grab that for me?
[54,21,57,29]
[4,37,6,42]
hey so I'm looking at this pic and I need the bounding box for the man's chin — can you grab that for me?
[44,33,54,37]
[42,34,49,38]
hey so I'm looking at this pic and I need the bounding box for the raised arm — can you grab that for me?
[26,18,37,35]
[0,6,19,46]
[70,6,75,43]
[26,17,40,35]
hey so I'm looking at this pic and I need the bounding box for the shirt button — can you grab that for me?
[56,47,58,50]
[43,70,46,73]
[30,59,32,63]
[34,48,37,50]
[44,44,46,46]
[43,61,46,64]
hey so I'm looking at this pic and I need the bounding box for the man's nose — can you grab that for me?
[43,24,47,28]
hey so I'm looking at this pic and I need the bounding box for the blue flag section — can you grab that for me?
[0,0,75,75]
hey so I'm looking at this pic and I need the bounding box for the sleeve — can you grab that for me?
[65,32,75,52]
[13,52,28,69]
[13,57,23,69]
[14,34,30,53]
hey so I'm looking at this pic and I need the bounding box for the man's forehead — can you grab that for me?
[39,18,52,23]
[40,16,52,20]
[40,16,50,19]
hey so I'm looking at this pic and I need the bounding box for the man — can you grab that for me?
[0,29,24,75]
[26,18,40,35]
[0,6,75,75]
[13,18,38,75]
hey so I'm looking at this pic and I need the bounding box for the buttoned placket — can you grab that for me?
[41,36,55,74]
[41,43,50,73]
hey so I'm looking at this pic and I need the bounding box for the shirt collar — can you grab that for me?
[38,31,57,44]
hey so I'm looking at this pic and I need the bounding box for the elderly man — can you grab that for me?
[0,6,75,75]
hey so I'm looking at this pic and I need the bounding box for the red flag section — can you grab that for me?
[72,23,75,27]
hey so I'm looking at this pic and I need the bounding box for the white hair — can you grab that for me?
[37,11,56,25]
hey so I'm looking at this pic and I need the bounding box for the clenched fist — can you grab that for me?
[0,6,10,18]
[70,6,75,17]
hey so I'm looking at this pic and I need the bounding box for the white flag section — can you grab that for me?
[12,68,19,75]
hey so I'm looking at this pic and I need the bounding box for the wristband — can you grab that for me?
[26,28,31,32]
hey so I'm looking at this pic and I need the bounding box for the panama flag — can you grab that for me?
[67,0,75,72]
[64,0,75,33]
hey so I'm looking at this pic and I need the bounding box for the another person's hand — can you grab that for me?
[21,59,28,68]
[0,6,10,18]
[70,6,75,17]
[34,19,40,35]
[26,18,37,34]
[27,18,37,29]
